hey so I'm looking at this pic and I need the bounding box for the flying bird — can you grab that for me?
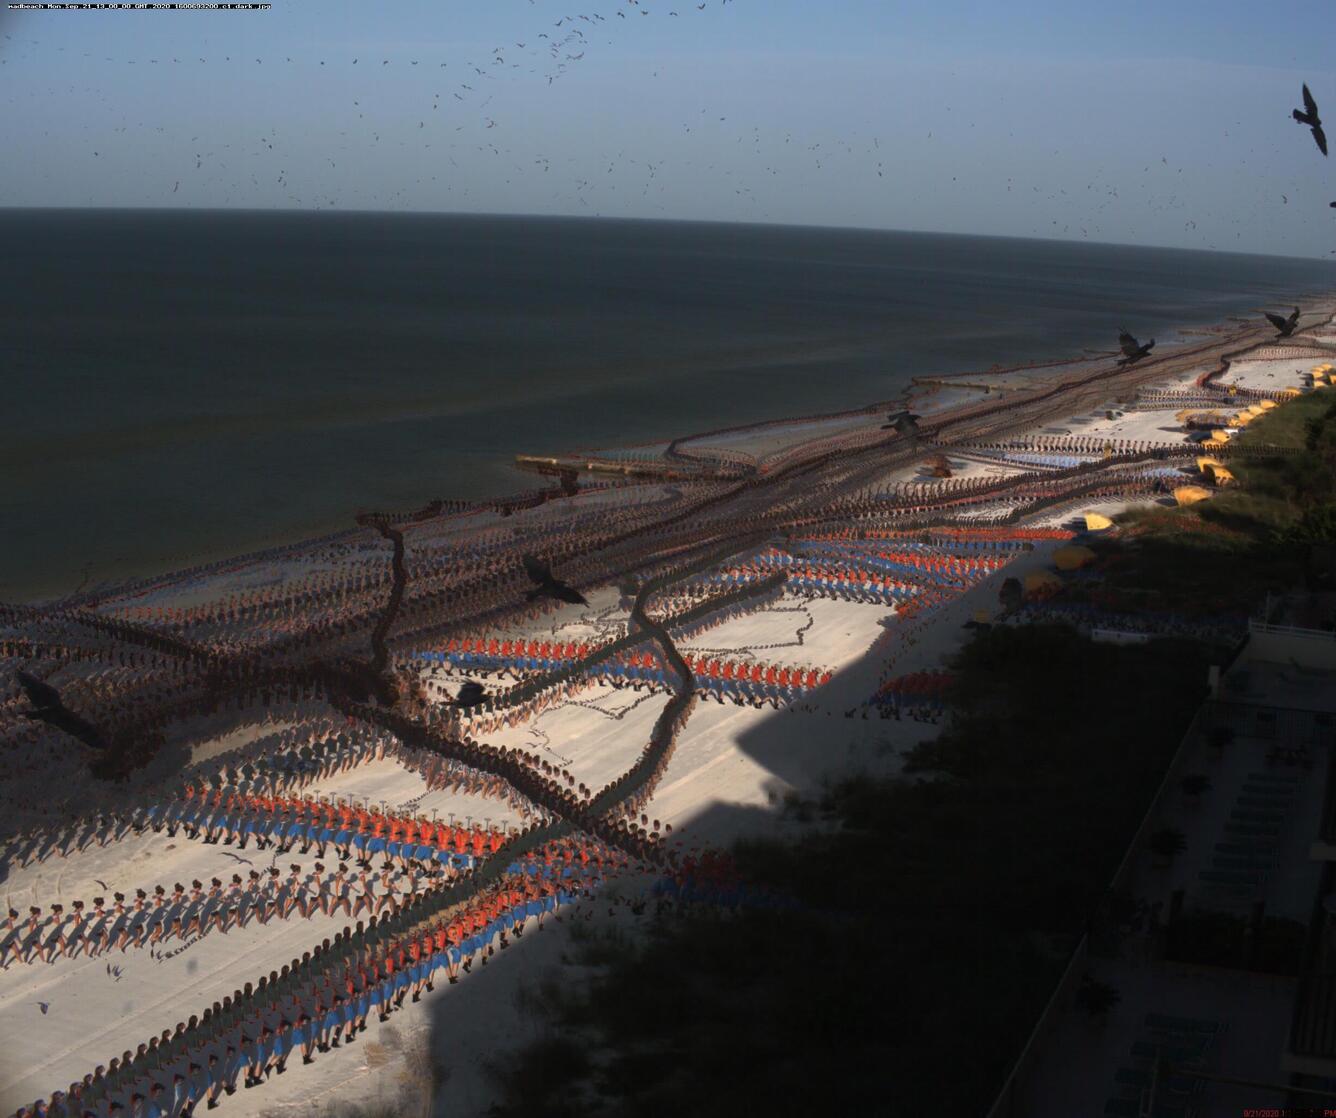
[450,681,488,709]
[1116,330,1155,366]
[1264,306,1301,337]
[37,1002,49,1015]
[1293,83,1327,156]
[881,410,921,435]
[16,672,109,750]
[522,555,588,605]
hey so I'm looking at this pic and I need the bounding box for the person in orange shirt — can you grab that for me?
[430,923,448,987]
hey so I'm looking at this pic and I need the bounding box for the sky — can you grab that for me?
[1,0,1334,257]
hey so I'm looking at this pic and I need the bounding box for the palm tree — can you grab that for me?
[1150,827,1187,866]
[1075,975,1121,1020]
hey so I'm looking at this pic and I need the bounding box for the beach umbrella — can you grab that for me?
[1204,465,1235,486]
[1279,387,1303,398]
[1244,404,1265,418]
[1208,429,1231,444]
[1258,399,1278,410]
[1053,545,1097,571]
[1173,485,1212,507]
[1083,513,1114,531]
[1195,456,1224,473]
[1178,409,1231,429]
[1023,570,1062,596]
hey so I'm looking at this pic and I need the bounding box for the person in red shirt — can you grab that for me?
[445,919,463,982]
[407,936,425,1002]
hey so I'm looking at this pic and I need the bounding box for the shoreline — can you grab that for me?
[2,297,1336,1115]
[18,291,1333,609]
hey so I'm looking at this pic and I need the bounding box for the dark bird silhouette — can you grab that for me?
[1116,329,1155,366]
[1264,306,1301,337]
[881,410,921,435]
[16,672,110,750]
[450,681,488,709]
[37,1002,49,1015]
[522,555,587,605]
[1293,83,1327,156]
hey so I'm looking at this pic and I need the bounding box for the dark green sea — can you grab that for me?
[2,209,1331,601]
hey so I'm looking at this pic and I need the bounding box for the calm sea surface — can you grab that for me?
[2,210,1332,601]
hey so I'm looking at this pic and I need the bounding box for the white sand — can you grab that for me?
[8,314,1335,1116]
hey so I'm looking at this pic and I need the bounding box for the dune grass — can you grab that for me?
[1096,391,1336,608]
[481,628,1210,1118]
[475,394,1336,1118]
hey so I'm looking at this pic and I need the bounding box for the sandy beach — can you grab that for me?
[2,297,1335,1117]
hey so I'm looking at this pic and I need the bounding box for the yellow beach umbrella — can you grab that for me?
[1279,387,1302,398]
[1053,545,1098,571]
[1258,399,1278,410]
[1204,465,1235,486]
[1023,570,1062,596]
[1245,404,1265,417]
[1174,485,1212,506]
[1209,429,1230,443]
[1083,513,1114,531]
[1196,455,1224,473]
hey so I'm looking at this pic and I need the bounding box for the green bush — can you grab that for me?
[483,628,1208,1118]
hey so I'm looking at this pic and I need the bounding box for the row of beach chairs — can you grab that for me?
[1200,772,1298,898]
[1104,1012,1224,1116]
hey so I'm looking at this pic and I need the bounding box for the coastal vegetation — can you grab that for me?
[1091,391,1336,610]
[480,628,1211,1118]
[480,391,1336,1117]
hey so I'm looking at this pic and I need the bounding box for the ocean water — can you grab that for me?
[1,210,1331,602]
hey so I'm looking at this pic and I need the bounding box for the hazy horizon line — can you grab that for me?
[7,205,1335,266]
